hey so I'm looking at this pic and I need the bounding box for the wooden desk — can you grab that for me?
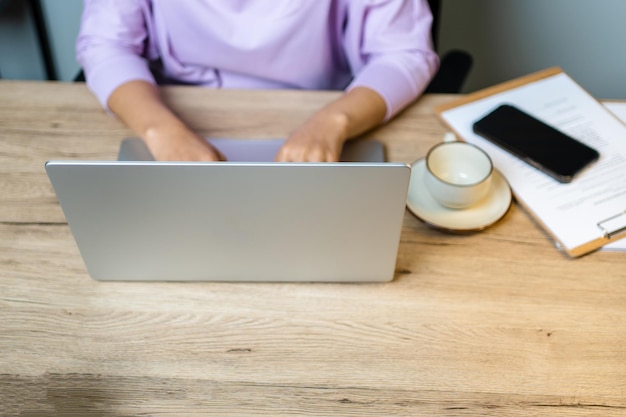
[1,81,625,416]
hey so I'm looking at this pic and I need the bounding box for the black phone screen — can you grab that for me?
[472,104,599,183]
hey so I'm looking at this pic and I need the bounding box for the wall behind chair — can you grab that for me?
[0,0,46,79]
[0,0,81,81]
[438,0,626,99]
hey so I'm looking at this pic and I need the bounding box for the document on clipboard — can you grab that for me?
[601,101,626,251]
[435,67,626,257]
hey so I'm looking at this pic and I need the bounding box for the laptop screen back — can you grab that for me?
[46,139,410,282]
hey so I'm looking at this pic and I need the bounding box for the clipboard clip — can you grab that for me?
[597,210,626,239]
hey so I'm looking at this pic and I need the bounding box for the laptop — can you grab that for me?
[45,138,410,282]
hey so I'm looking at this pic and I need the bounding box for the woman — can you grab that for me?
[77,0,439,162]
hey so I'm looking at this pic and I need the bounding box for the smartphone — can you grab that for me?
[472,104,599,183]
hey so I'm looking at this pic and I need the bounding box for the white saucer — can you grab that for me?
[407,158,512,233]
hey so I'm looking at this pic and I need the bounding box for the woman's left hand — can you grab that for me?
[274,87,387,163]
[275,111,348,162]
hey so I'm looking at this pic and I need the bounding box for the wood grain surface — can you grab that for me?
[1,81,625,416]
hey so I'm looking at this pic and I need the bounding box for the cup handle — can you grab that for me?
[443,132,458,143]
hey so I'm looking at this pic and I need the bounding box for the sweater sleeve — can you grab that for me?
[76,0,156,109]
[343,0,439,121]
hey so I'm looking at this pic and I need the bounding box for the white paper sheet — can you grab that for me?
[439,73,626,255]
[600,101,626,251]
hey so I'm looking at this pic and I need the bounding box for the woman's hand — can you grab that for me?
[275,111,348,162]
[108,80,226,161]
[274,87,387,162]
[144,123,226,162]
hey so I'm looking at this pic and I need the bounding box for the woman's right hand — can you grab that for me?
[108,80,226,162]
[144,124,226,162]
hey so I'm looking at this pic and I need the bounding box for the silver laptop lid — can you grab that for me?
[46,139,410,282]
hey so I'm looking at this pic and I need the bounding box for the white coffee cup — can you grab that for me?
[424,141,493,209]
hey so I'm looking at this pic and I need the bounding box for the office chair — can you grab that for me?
[425,0,473,93]
[0,0,8,78]
[29,0,57,80]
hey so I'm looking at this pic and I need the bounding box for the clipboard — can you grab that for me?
[433,67,626,257]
